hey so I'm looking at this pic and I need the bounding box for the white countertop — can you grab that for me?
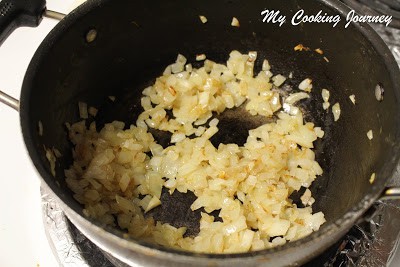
[0,1,75,266]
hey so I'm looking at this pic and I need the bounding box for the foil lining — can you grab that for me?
[372,24,400,66]
[41,190,113,267]
[40,25,400,267]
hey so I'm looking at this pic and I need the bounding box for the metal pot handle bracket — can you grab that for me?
[0,91,19,111]
[0,0,45,46]
[0,0,64,45]
[0,0,64,110]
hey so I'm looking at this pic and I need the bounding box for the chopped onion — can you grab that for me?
[176,54,187,64]
[248,51,257,62]
[315,48,323,55]
[294,44,310,51]
[300,189,315,206]
[53,147,62,158]
[299,78,312,92]
[282,103,300,115]
[171,132,186,143]
[321,89,330,102]
[196,54,206,61]
[272,74,286,87]
[231,17,240,27]
[108,96,116,101]
[294,44,303,51]
[322,102,330,110]
[171,62,184,73]
[332,103,341,121]
[314,127,324,138]
[375,83,384,101]
[78,102,88,119]
[185,64,193,72]
[285,92,309,105]
[209,118,219,127]
[38,121,43,136]
[262,59,270,71]
[168,86,176,96]
[163,65,172,75]
[199,15,208,24]
[367,130,373,140]
[369,173,376,184]
[145,196,161,213]
[45,147,56,177]
[349,94,356,105]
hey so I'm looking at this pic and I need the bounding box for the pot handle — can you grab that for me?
[0,0,65,111]
[0,90,19,111]
[0,0,47,46]
[380,187,400,200]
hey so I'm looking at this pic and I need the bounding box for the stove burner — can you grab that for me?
[343,0,400,28]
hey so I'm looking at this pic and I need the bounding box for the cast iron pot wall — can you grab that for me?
[19,0,400,266]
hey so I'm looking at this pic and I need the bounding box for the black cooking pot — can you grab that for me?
[1,0,400,266]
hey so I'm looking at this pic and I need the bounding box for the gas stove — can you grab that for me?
[1,1,400,266]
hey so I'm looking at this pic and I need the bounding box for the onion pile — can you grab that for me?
[65,51,325,253]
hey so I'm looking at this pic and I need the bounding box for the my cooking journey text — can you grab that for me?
[261,9,392,28]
